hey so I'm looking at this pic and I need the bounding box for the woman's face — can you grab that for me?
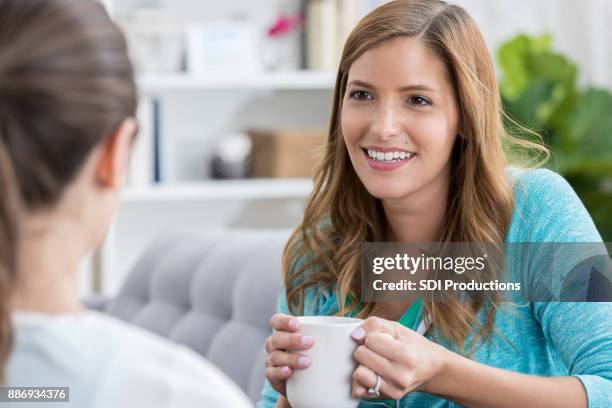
[341,37,460,201]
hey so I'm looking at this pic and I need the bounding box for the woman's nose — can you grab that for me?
[372,104,402,141]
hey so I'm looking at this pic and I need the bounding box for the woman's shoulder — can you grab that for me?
[506,166,574,221]
[105,317,252,407]
[505,166,602,242]
[506,166,571,200]
[49,311,252,407]
[76,312,215,373]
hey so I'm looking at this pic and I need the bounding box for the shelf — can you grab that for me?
[123,178,314,202]
[137,71,336,94]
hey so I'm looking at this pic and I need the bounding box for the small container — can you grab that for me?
[210,133,252,179]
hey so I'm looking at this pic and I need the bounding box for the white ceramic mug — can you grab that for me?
[286,316,363,408]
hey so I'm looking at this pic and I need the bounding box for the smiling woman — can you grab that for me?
[257,1,612,407]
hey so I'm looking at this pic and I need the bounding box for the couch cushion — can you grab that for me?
[104,229,288,403]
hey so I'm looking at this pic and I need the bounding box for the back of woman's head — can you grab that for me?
[0,0,137,382]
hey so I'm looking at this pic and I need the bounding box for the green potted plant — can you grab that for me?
[497,34,612,240]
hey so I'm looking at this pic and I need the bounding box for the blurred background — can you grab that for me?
[85,0,611,296]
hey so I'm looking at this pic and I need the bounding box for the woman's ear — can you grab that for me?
[95,118,137,189]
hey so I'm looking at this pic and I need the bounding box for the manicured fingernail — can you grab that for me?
[281,366,290,375]
[351,327,366,340]
[301,335,313,347]
[288,318,298,330]
[298,356,311,367]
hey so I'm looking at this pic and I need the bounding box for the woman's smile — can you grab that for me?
[362,146,417,171]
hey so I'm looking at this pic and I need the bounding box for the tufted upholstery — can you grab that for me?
[91,229,289,403]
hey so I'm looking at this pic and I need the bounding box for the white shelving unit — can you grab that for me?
[138,71,335,94]
[94,0,334,296]
[123,178,313,202]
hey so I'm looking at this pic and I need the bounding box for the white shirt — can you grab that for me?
[6,310,253,408]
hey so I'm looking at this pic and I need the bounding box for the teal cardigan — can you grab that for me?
[257,168,612,408]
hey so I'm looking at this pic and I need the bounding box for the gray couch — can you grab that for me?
[87,229,289,403]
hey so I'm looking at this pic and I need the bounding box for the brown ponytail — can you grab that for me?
[0,0,137,381]
[0,140,20,383]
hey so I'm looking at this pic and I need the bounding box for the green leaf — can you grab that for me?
[498,35,531,101]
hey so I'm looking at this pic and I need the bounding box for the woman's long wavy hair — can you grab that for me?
[283,0,548,352]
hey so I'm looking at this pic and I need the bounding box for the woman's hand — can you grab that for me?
[264,313,314,397]
[350,317,450,400]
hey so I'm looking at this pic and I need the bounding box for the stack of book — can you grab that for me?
[305,0,389,71]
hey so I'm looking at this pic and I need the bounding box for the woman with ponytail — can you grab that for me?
[0,1,251,406]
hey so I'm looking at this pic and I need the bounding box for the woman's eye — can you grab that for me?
[408,96,431,106]
[349,90,373,100]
